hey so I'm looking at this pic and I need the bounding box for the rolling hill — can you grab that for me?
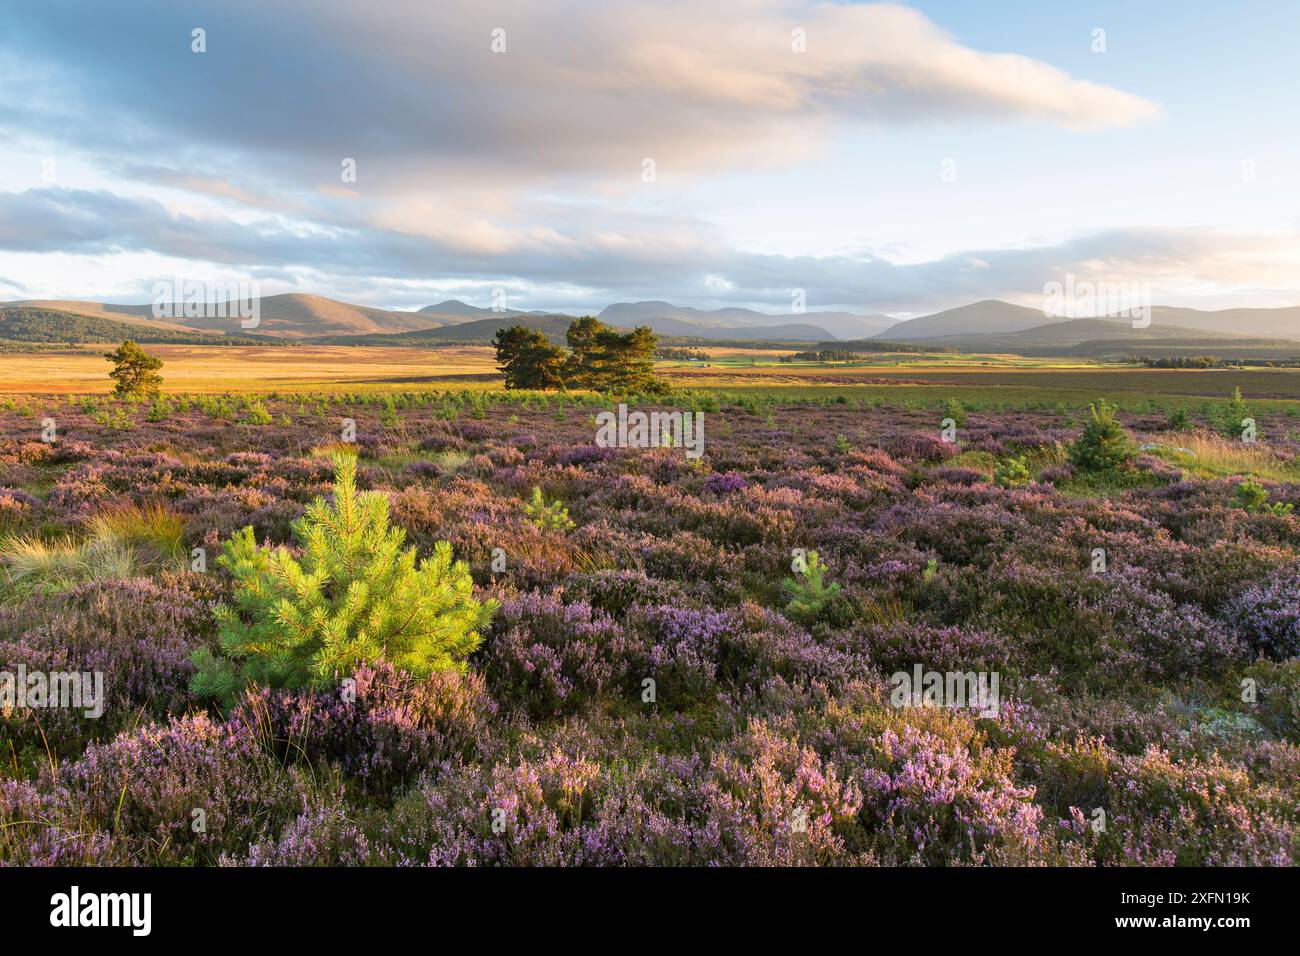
[927,317,1238,351]
[8,294,452,338]
[599,301,894,340]
[1139,305,1300,340]
[0,306,277,346]
[873,300,1055,340]
[318,314,579,346]
[881,299,1300,343]
[8,293,1299,350]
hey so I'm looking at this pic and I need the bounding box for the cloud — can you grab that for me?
[2,187,1295,314]
[2,0,1157,191]
[0,1,1194,312]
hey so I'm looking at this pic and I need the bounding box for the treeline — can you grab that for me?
[779,349,860,362]
[1138,355,1226,368]
[0,307,276,346]
[816,339,956,354]
[657,347,708,361]
[493,316,667,392]
[1137,353,1300,368]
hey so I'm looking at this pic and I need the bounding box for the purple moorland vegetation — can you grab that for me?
[1,390,1299,866]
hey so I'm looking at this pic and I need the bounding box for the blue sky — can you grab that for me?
[1,0,1297,317]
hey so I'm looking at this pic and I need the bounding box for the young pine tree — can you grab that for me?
[191,452,497,707]
[782,551,842,624]
[1068,399,1135,473]
[1219,387,1252,439]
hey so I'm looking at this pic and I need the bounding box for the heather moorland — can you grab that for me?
[2,383,1298,866]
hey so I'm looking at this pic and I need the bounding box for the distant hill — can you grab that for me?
[322,315,837,346]
[418,299,509,318]
[319,314,579,346]
[599,300,894,340]
[931,317,1240,351]
[8,299,206,334]
[1139,305,1300,340]
[10,293,1299,348]
[9,294,450,338]
[882,299,1300,343]
[875,300,1054,341]
[0,306,277,346]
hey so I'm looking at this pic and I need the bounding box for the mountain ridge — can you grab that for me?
[5,294,1299,346]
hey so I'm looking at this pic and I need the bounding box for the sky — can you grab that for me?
[1,0,1298,318]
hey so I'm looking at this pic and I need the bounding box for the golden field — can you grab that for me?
[2,344,1300,412]
[0,344,501,393]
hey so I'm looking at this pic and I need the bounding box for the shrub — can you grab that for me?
[232,661,496,793]
[1234,478,1293,515]
[1166,407,1192,431]
[55,714,299,865]
[992,455,1031,488]
[523,486,575,531]
[943,398,968,428]
[1218,387,1253,439]
[782,550,841,624]
[1068,400,1135,473]
[703,472,748,495]
[191,453,496,707]
[243,400,273,425]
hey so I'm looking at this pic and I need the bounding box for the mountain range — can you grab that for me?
[3,294,1298,351]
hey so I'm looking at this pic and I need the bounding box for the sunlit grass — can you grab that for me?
[0,503,188,600]
[84,502,187,564]
[1148,430,1300,481]
[0,535,137,598]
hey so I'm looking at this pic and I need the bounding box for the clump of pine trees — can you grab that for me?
[191,452,496,707]
[492,316,665,393]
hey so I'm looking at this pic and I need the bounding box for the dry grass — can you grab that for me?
[0,344,503,394]
[0,502,187,599]
[84,502,187,564]
[1148,430,1299,481]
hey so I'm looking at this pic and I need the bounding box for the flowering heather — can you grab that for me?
[1,394,1298,867]
[1222,565,1300,660]
[703,471,748,495]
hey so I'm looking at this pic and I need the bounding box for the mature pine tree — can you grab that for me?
[593,324,661,393]
[191,453,497,706]
[494,319,665,393]
[493,324,568,389]
[104,339,164,398]
[564,315,607,388]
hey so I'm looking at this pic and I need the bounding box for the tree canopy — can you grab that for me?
[104,339,164,398]
[494,317,665,393]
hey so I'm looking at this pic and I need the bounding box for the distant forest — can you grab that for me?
[0,307,278,346]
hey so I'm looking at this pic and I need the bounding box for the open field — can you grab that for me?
[5,344,1300,413]
[0,344,501,393]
